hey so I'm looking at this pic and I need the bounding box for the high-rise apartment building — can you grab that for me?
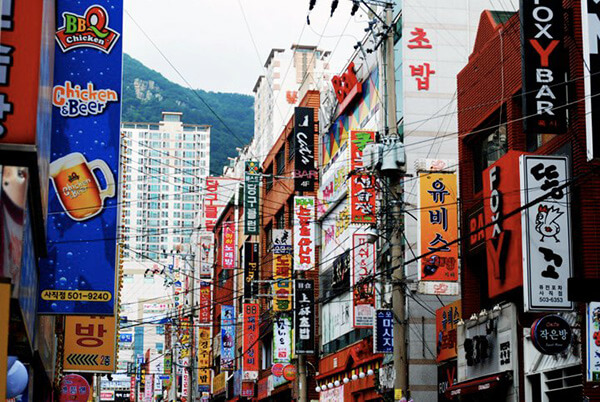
[251,44,330,163]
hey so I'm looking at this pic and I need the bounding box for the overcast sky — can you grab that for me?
[123,0,371,95]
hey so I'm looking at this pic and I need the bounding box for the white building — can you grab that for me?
[250,44,331,164]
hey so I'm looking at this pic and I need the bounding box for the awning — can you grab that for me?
[444,371,511,399]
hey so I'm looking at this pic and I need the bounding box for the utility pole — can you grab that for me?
[382,5,408,401]
[188,253,196,402]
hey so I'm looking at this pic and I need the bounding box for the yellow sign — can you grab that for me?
[197,328,211,386]
[395,389,403,400]
[40,289,112,301]
[213,372,226,395]
[0,281,10,399]
[63,315,117,372]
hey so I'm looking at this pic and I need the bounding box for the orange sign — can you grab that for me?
[273,255,292,311]
[197,328,211,387]
[0,282,10,399]
[0,0,53,145]
[63,315,116,372]
[419,173,458,282]
[435,300,461,362]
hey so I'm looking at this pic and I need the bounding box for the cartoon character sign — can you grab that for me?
[535,204,563,242]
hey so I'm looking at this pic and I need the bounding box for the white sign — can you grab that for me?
[352,234,376,328]
[199,234,214,276]
[322,293,353,345]
[293,196,315,271]
[319,385,344,402]
[273,229,292,254]
[520,155,573,312]
[273,316,292,363]
[587,303,600,381]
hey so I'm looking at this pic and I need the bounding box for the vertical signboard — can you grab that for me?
[435,300,461,362]
[374,309,394,354]
[203,177,236,232]
[294,107,316,191]
[244,161,260,234]
[582,0,600,159]
[199,234,214,277]
[273,316,292,364]
[293,196,315,271]
[349,130,377,224]
[352,234,375,328]
[520,155,572,311]
[418,173,458,283]
[273,254,292,311]
[0,282,9,399]
[243,303,259,380]
[520,0,567,134]
[222,221,236,270]
[273,229,292,254]
[197,328,211,391]
[63,315,117,372]
[39,0,124,314]
[198,281,211,324]
[587,303,600,381]
[295,279,315,354]
[244,242,259,299]
[221,305,235,370]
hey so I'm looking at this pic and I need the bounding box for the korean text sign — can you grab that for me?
[294,107,316,191]
[198,281,211,324]
[582,0,600,159]
[520,155,572,311]
[203,177,236,232]
[244,242,259,299]
[197,328,211,387]
[273,316,292,364]
[273,254,292,311]
[295,279,315,354]
[418,173,458,282]
[221,305,236,370]
[38,0,123,314]
[244,161,260,235]
[352,234,376,328]
[293,196,315,271]
[63,315,117,372]
[222,221,236,269]
[435,300,461,362]
[243,303,259,379]
[374,309,394,354]
[349,130,377,224]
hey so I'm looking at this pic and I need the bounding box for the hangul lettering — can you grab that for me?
[407,27,432,49]
[539,247,562,279]
[410,63,436,90]
[530,163,563,199]
[75,322,107,347]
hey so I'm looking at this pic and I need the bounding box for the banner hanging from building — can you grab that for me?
[352,234,375,328]
[520,155,573,312]
[273,315,292,364]
[244,242,259,299]
[221,305,235,370]
[293,196,315,271]
[273,254,292,311]
[294,107,316,191]
[63,315,117,372]
[203,177,237,232]
[38,0,124,315]
[199,234,214,276]
[349,130,377,224]
[418,173,458,284]
[295,279,315,354]
[582,0,600,159]
[587,302,600,381]
[273,229,292,254]
[520,0,567,134]
[198,281,211,324]
[243,303,259,380]
[374,309,394,354]
[244,161,260,234]
[222,221,236,270]
[436,300,461,362]
[197,327,211,389]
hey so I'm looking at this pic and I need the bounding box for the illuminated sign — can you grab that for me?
[331,62,362,114]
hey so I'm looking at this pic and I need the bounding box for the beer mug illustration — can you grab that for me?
[49,152,115,221]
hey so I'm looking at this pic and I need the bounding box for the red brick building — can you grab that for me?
[455,4,600,400]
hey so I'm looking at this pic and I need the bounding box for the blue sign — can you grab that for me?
[38,1,123,314]
[119,334,133,343]
[159,375,170,380]
[221,305,235,370]
[374,309,394,354]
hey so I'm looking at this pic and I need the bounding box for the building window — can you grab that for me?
[265,165,273,192]
[275,208,285,229]
[471,112,507,193]
[276,147,285,176]
[288,133,295,160]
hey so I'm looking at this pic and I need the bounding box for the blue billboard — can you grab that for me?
[38,1,123,314]
[221,305,235,370]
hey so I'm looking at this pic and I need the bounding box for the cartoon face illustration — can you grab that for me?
[535,204,563,242]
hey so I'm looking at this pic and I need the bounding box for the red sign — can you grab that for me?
[271,363,284,377]
[283,364,297,381]
[331,62,362,114]
[483,151,524,298]
[242,381,255,397]
[0,0,53,145]
[222,221,236,269]
[130,376,135,401]
[198,281,211,324]
[435,300,461,362]
[406,27,436,91]
[59,374,90,402]
[203,177,236,232]
[243,303,260,378]
[349,130,377,224]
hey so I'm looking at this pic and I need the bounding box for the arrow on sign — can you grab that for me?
[66,353,98,366]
